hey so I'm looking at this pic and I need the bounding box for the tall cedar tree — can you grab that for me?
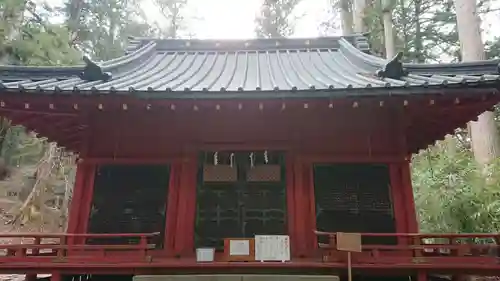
[255,0,301,38]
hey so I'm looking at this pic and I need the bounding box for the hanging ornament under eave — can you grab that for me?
[264,150,269,164]
[214,152,219,166]
[230,153,235,167]
[249,152,255,168]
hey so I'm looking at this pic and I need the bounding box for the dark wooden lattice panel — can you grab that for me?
[87,164,170,248]
[313,164,396,245]
[195,151,287,250]
[241,183,286,237]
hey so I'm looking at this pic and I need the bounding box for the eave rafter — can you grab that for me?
[0,92,86,152]
[406,93,500,153]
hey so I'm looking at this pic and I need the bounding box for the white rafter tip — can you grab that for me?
[259,103,264,110]
[146,104,152,110]
[454,98,460,104]
[49,104,55,109]
[281,103,286,110]
[170,104,176,110]
[352,102,359,108]
[73,104,79,110]
[24,103,30,109]
[215,104,221,110]
[0,101,5,107]
[403,100,409,106]
[193,105,199,111]
[379,101,384,107]
[328,103,333,108]
[98,104,103,110]
[238,103,243,110]
[303,103,309,109]
[122,104,128,110]
[429,99,435,105]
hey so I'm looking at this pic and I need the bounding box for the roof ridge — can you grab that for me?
[125,34,372,52]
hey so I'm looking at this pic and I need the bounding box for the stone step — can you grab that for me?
[134,275,340,281]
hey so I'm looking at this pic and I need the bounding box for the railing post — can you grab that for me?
[58,235,67,259]
[140,234,148,258]
[413,235,422,258]
[33,236,41,256]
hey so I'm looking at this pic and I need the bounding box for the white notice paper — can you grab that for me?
[229,240,250,256]
[255,235,291,262]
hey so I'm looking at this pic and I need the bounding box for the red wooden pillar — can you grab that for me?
[77,164,96,234]
[401,160,419,233]
[164,161,181,255]
[291,156,312,257]
[182,155,198,253]
[173,153,197,256]
[305,160,317,255]
[66,162,87,234]
[285,154,297,257]
[389,163,407,234]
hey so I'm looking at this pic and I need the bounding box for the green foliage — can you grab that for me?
[412,142,500,233]
[63,0,155,60]
[255,0,302,38]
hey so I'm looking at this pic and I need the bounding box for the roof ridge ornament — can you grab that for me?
[79,56,112,82]
[376,52,408,80]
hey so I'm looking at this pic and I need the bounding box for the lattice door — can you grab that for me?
[88,164,170,247]
[195,151,286,249]
[313,163,396,245]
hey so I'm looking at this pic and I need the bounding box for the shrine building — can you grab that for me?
[0,34,499,281]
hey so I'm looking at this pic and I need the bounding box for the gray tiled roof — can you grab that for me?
[1,34,499,98]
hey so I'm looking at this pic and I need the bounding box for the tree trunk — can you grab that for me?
[339,0,353,35]
[413,0,424,62]
[455,0,500,166]
[353,0,366,33]
[381,0,395,58]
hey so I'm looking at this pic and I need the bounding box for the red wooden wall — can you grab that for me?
[68,101,417,257]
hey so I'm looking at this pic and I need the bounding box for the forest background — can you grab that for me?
[0,0,500,234]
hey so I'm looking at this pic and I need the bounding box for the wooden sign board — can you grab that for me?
[223,238,255,262]
[336,232,362,253]
[255,235,291,262]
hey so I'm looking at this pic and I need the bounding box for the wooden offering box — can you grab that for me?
[223,238,255,262]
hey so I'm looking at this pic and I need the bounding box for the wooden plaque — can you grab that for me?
[223,238,255,262]
[203,165,237,182]
[336,232,362,253]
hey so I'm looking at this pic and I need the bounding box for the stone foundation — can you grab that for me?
[134,275,340,281]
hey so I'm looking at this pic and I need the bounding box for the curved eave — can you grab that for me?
[338,38,500,76]
[0,41,157,81]
[0,81,499,101]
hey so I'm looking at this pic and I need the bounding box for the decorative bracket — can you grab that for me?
[376,52,408,80]
[79,56,112,82]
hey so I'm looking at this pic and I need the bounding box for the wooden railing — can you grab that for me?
[314,231,500,266]
[0,232,160,263]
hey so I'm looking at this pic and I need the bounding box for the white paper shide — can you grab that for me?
[254,235,291,262]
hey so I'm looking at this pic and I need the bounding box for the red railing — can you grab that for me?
[0,232,159,263]
[314,231,500,267]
